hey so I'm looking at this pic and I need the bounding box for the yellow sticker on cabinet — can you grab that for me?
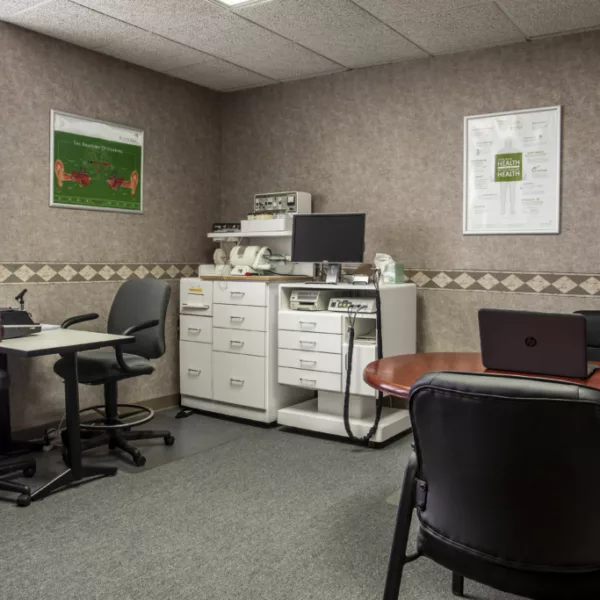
[189,288,203,293]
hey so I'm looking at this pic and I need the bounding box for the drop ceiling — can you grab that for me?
[2,0,600,92]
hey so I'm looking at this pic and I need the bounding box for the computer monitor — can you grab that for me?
[292,213,365,264]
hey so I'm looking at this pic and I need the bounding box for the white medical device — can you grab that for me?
[327,297,377,313]
[229,245,273,276]
[289,290,336,311]
[253,192,312,215]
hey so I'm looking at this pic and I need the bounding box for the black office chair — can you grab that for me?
[54,279,173,467]
[0,369,36,507]
[575,311,600,360]
[383,371,600,600]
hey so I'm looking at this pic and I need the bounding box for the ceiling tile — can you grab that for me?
[498,0,600,37]
[390,2,525,54]
[70,0,223,29]
[236,0,427,67]
[73,0,340,80]
[0,0,45,18]
[352,0,488,21]
[167,57,275,91]
[99,29,214,72]
[4,0,135,49]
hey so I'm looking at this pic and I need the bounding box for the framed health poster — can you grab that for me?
[463,106,561,235]
[50,110,144,213]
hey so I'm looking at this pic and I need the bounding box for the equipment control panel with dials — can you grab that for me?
[328,297,377,313]
[253,191,312,215]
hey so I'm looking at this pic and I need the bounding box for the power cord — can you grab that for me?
[342,271,384,445]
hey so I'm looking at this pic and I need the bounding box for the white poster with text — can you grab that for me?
[463,106,561,235]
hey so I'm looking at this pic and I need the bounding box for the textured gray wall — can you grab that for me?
[220,31,600,350]
[0,23,220,430]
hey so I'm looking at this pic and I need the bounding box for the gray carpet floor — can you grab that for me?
[2,412,522,600]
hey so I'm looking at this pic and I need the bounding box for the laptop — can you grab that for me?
[479,308,595,379]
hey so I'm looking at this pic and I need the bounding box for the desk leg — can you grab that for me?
[30,352,117,502]
[0,354,44,456]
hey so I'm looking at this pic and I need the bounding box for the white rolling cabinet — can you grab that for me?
[276,282,417,443]
[179,278,310,423]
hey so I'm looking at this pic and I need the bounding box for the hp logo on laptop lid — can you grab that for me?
[525,336,538,348]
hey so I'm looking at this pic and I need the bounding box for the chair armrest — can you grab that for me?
[61,313,99,329]
[121,319,159,337]
[115,319,159,373]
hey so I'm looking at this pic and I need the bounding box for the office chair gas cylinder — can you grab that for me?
[54,279,173,467]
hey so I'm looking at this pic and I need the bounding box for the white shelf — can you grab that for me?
[277,398,411,444]
[207,231,292,240]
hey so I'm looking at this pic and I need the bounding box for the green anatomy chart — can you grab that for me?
[51,112,143,213]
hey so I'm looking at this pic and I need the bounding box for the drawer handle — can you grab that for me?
[300,359,317,368]
[188,368,201,376]
[230,316,245,322]
[188,327,201,334]
[183,303,209,310]
[230,340,245,347]
[299,321,317,329]
[299,340,317,348]
[230,378,245,386]
[230,291,245,297]
[300,378,317,386]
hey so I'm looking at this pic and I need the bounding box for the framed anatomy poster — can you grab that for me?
[50,110,143,213]
[463,106,561,235]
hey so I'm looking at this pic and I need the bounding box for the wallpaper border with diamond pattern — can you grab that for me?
[0,263,198,284]
[1,265,599,297]
[404,269,600,297]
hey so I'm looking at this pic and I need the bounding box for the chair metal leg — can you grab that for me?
[383,451,419,600]
[120,429,172,441]
[452,572,465,597]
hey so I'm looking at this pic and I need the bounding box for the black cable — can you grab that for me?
[342,271,384,445]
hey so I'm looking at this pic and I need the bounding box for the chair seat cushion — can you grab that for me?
[54,349,154,384]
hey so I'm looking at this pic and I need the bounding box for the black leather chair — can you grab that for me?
[383,371,600,600]
[54,279,173,467]
[575,311,600,361]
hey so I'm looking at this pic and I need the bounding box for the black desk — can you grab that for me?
[0,329,132,502]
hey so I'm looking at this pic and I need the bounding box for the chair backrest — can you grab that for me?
[410,371,600,572]
[107,279,171,359]
[575,311,600,361]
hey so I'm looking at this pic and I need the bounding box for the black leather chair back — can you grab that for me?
[410,371,600,572]
[107,279,171,359]
[575,311,600,361]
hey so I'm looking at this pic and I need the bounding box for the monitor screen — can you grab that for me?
[292,213,366,263]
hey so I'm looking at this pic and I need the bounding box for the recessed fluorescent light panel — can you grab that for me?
[216,0,267,6]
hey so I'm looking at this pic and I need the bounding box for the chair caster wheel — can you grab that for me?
[133,453,146,467]
[164,435,175,446]
[23,466,36,478]
[17,494,31,507]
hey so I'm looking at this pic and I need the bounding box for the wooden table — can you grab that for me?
[364,352,600,400]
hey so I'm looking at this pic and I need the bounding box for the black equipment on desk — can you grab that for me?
[0,289,41,340]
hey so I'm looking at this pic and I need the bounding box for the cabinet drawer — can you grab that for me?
[278,311,342,334]
[214,282,266,307]
[213,352,265,409]
[278,349,341,373]
[180,278,213,316]
[278,330,341,354]
[213,328,265,357]
[278,367,341,393]
[180,315,212,344]
[214,304,266,332]
[180,341,212,399]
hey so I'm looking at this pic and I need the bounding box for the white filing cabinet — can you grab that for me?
[179,278,310,423]
[276,282,417,443]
